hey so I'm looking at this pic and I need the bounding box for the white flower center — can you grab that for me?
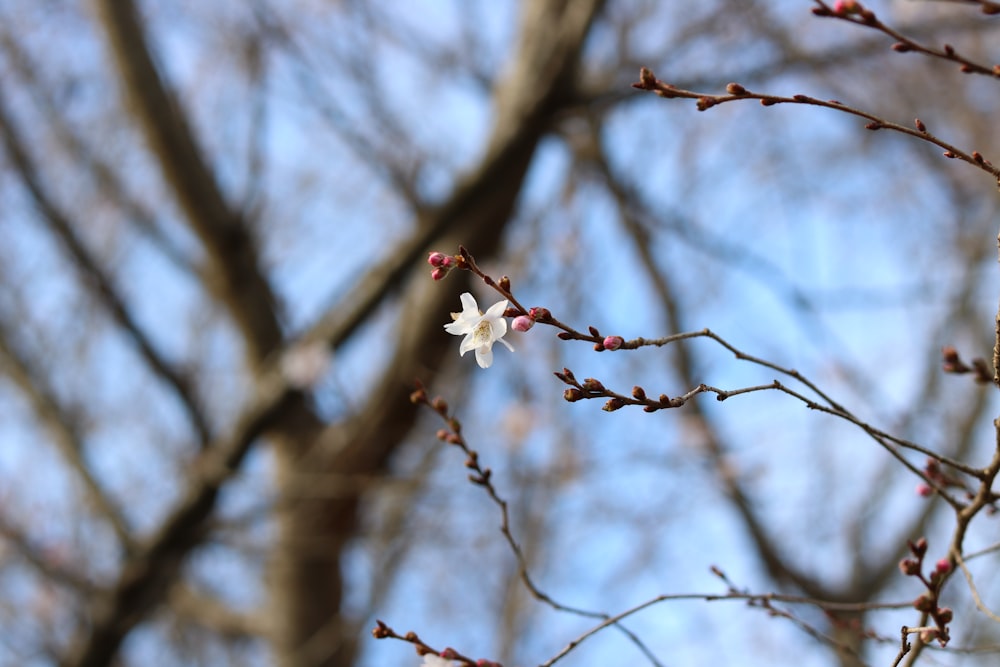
[472,320,493,345]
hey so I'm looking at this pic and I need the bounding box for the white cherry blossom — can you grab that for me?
[444,292,514,368]
[420,654,453,667]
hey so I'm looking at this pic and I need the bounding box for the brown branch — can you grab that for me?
[0,87,212,448]
[169,584,267,638]
[0,326,131,546]
[812,0,1000,73]
[631,68,1000,186]
[0,26,199,277]
[93,0,283,366]
[64,365,297,667]
[0,512,98,595]
[269,2,610,665]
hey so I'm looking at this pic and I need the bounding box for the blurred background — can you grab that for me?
[0,1,998,665]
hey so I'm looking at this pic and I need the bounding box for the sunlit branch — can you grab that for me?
[631,68,1000,187]
[409,385,664,667]
[812,0,1000,74]
[954,551,1000,624]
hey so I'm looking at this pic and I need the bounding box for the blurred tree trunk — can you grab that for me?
[269,2,605,664]
[90,0,605,666]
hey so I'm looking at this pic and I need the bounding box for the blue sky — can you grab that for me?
[1,1,1000,666]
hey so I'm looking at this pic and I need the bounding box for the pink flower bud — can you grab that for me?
[916,484,932,497]
[603,335,624,351]
[833,0,860,14]
[431,267,448,281]
[935,558,951,574]
[428,251,448,267]
[511,316,533,332]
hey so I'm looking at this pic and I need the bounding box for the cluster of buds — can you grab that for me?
[941,346,992,384]
[916,457,968,498]
[898,538,953,646]
[813,0,875,21]
[427,251,458,281]
[507,305,540,333]
[372,620,504,667]
[510,306,550,333]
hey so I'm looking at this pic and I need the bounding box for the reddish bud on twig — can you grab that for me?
[637,67,657,88]
[835,0,863,14]
[528,307,551,322]
[603,336,624,351]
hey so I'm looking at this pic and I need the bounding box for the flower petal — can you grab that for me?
[444,319,471,334]
[483,299,509,319]
[458,292,479,314]
[491,316,507,338]
[475,345,494,368]
[458,334,477,356]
